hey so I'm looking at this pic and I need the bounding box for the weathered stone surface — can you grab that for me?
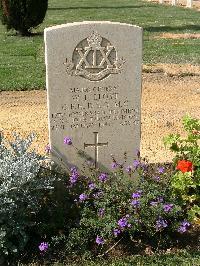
[45,21,142,171]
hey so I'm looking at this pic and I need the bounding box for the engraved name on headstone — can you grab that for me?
[45,21,142,170]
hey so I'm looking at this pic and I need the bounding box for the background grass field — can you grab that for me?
[0,0,200,90]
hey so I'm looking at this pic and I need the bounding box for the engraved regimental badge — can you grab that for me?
[64,31,125,81]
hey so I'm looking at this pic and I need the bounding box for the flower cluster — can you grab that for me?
[118,217,129,228]
[114,215,132,236]
[131,190,142,208]
[64,136,72,145]
[112,218,127,238]
[113,228,121,237]
[132,191,142,199]
[163,203,174,212]
[111,161,118,169]
[126,165,132,173]
[157,166,165,174]
[176,160,193,173]
[88,182,96,190]
[38,242,49,252]
[98,173,108,182]
[153,166,165,181]
[69,167,79,185]
[79,193,88,202]
[177,221,190,233]
[156,217,168,231]
[96,236,104,245]
[133,159,140,169]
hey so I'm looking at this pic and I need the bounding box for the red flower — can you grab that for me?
[176,160,193,173]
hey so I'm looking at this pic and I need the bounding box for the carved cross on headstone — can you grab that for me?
[84,132,108,168]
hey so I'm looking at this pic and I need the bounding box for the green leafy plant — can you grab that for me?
[0,0,48,35]
[164,115,200,224]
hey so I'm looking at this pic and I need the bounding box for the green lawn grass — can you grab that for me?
[0,0,200,90]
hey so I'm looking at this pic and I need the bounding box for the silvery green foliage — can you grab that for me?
[0,132,55,257]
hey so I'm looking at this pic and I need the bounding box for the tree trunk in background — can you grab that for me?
[1,0,9,17]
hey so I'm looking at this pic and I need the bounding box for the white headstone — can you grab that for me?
[186,0,192,8]
[45,21,142,171]
[172,0,178,6]
[159,0,164,4]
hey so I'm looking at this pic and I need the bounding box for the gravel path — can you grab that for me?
[1,71,200,162]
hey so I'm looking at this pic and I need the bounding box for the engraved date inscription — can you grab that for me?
[50,85,139,131]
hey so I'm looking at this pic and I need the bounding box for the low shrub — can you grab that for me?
[48,116,199,259]
[0,133,56,263]
[164,115,200,224]
[0,0,48,36]
[54,156,188,257]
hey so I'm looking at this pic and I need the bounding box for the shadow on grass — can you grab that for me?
[31,32,44,36]
[48,5,145,10]
[6,31,44,37]
[145,24,200,33]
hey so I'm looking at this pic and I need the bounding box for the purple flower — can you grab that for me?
[70,166,77,173]
[79,193,88,202]
[45,144,51,154]
[178,226,187,233]
[157,166,165,174]
[177,221,190,233]
[38,242,49,252]
[131,199,140,207]
[111,162,118,169]
[126,165,132,173]
[96,236,104,245]
[69,167,79,185]
[132,191,142,199]
[150,201,158,206]
[98,173,108,182]
[70,174,78,184]
[98,208,105,217]
[88,182,96,190]
[113,228,121,237]
[157,196,164,203]
[182,221,191,227]
[133,160,140,168]
[156,217,168,231]
[118,217,128,228]
[163,204,174,212]
[64,136,72,145]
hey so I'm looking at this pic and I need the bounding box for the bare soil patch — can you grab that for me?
[153,33,200,40]
[145,0,200,10]
[143,63,200,76]
[0,68,200,163]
